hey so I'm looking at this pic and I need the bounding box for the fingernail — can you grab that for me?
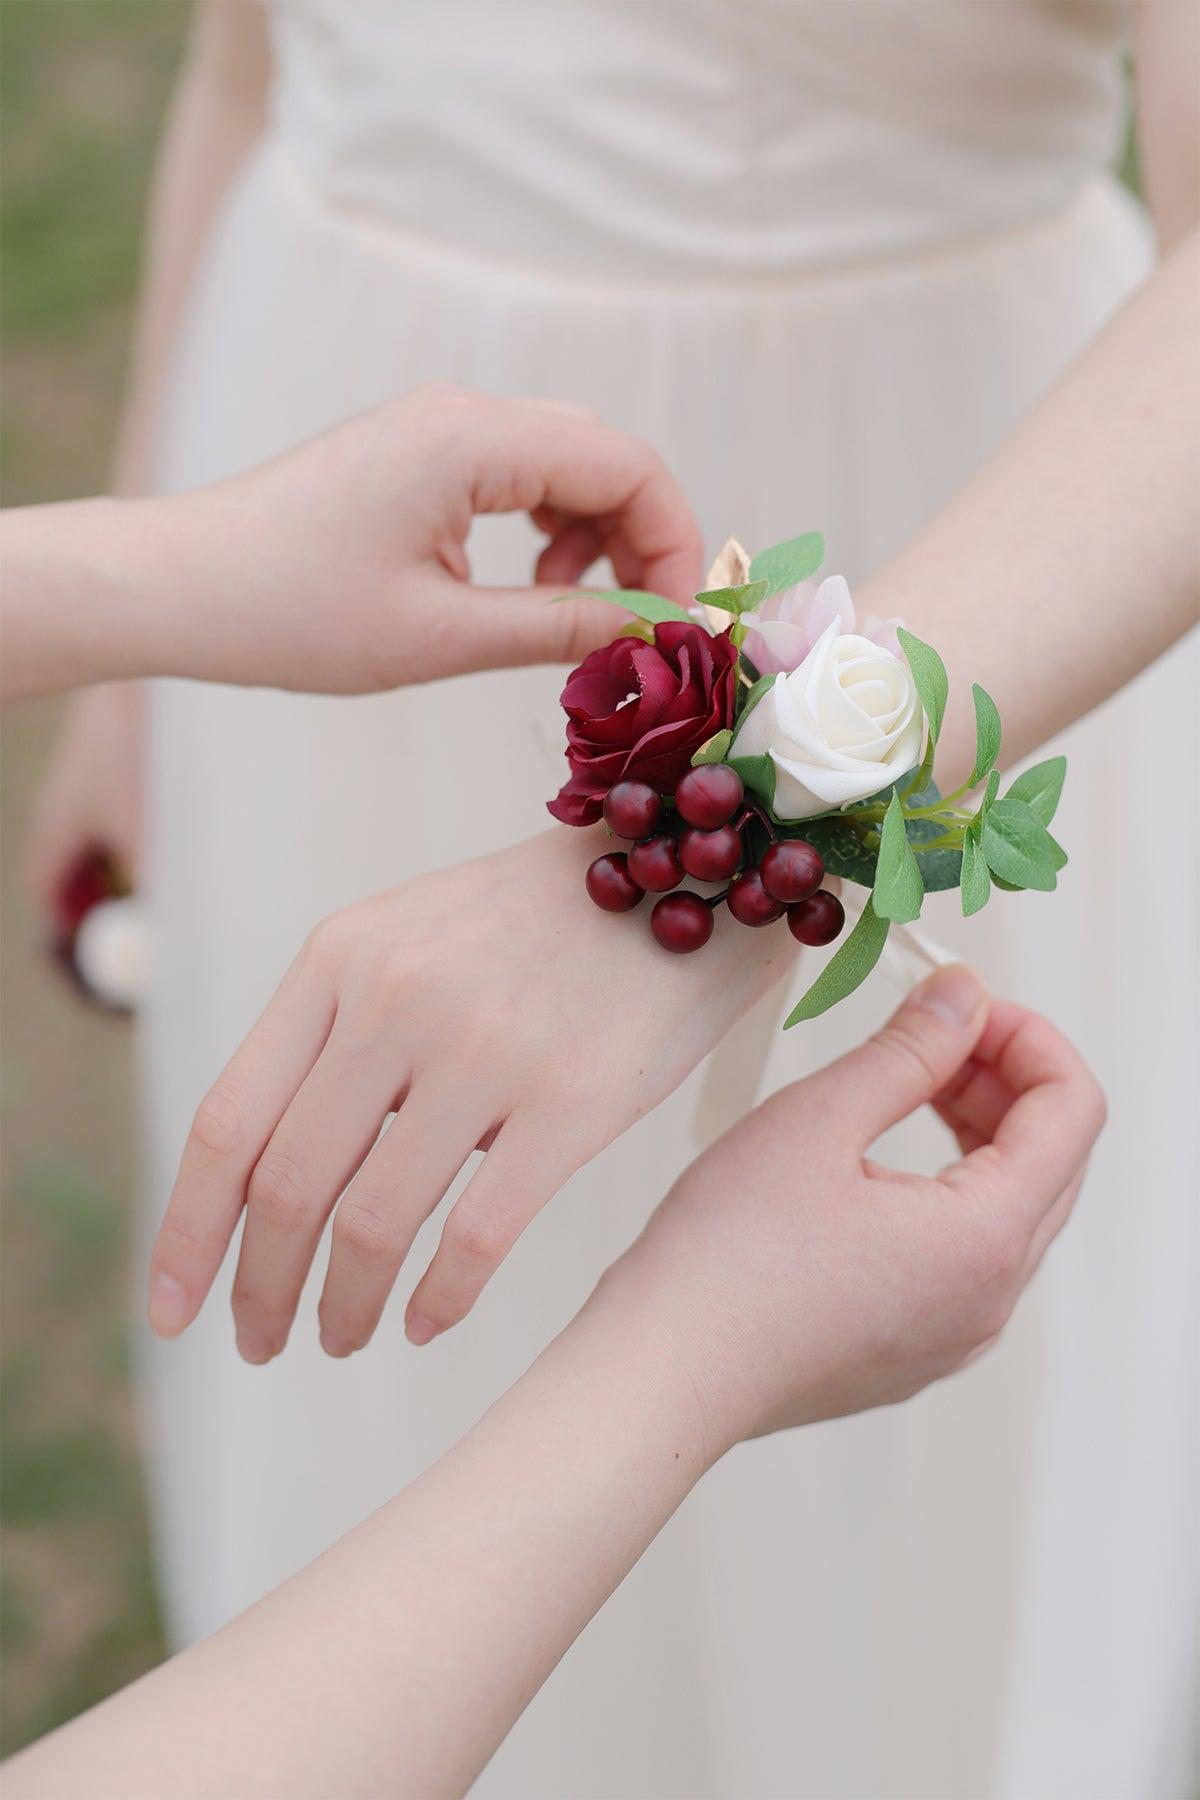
[149,1271,190,1337]
[911,963,985,1028]
[406,1313,439,1347]
[235,1331,275,1366]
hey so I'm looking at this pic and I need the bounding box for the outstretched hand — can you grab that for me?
[149,826,796,1359]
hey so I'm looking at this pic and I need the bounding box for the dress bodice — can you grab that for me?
[266,0,1130,280]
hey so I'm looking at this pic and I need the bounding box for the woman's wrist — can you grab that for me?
[567,1247,746,1474]
[3,497,156,700]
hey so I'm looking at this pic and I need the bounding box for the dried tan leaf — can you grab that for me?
[704,536,751,593]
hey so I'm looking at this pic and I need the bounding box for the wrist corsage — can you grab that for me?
[548,534,1067,1026]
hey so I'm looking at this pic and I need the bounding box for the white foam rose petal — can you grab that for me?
[772,637,916,770]
[801,626,914,752]
[729,628,924,820]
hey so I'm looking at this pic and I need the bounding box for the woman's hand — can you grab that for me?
[149,826,797,1358]
[3,386,703,705]
[607,964,1106,1455]
[175,385,703,692]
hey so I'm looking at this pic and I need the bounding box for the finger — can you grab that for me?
[404,1113,578,1344]
[468,407,704,603]
[931,1056,1012,1153]
[317,1084,487,1356]
[535,519,604,586]
[1022,1167,1087,1278]
[808,963,990,1149]
[952,1009,1106,1229]
[149,948,336,1338]
[421,578,639,675]
[230,1034,404,1363]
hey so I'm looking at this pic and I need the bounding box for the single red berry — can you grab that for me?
[760,839,825,904]
[726,868,787,927]
[678,823,743,882]
[651,891,714,953]
[603,780,663,841]
[627,835,683,893]
[674,764,744,830]
[585,853,644,913]
[787,890,846,946]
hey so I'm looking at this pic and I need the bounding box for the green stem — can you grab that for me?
[913,829,965,853]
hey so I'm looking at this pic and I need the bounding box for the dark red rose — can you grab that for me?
[548,621,738,826]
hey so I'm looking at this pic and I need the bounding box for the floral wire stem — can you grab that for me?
[743,799,778,842]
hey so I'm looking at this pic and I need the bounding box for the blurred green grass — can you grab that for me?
[1,0,187,1756]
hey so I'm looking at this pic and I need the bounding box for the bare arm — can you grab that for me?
[857,230,1198,788]
[3,973,1105,1799]
[0,392,703,705]
[111,0,270,493]
[859,2,1199,785]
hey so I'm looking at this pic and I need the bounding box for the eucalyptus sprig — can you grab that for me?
[778,630,1067,1023]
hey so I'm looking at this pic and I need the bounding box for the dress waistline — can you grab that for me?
[260,139,1143,305]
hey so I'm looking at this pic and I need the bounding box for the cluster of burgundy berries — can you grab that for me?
[585,764,847,955]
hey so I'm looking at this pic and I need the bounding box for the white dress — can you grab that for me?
[139,5,1199,1795]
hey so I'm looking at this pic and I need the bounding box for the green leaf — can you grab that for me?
[1006,755,1067,827]
[749,532,824,598]
[896,628,948,749]
[981,797,1058,892]
[873,793,925,923]
[960,833,992,917]
[728,752,777,810]
[965,767,1001,846]
[735,672,776,726]
[784,899,891,1027]
[691,729,733,767]
[1046,831,1069,872]
[566,588,695,626]
[695,579,769,616]
[801,779,961,894]
[969,685,1002,788]
[902,816,963,893]
[797,816,880,889]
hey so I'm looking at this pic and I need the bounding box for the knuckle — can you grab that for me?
[873,1019,943,1094]
[229,1280,279,1333]
[335,1192,402,1265]
[247,1149,312,1233]
[445,1208,510,1273]
[956,1201,1027,1298]
[302,909,355,968]
[190,1083,250,1159]
[1083,1076,1108,1141]
[156,1213,203,1262]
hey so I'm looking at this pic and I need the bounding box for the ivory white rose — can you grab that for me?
[730,619,924,820]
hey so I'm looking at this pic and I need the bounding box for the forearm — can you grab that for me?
[0,496,216,701]
[857,231,1199,787]
[4,1276,711,1799]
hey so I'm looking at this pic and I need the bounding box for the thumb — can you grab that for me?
[813,963,989,1147]
[429,584,633,677]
